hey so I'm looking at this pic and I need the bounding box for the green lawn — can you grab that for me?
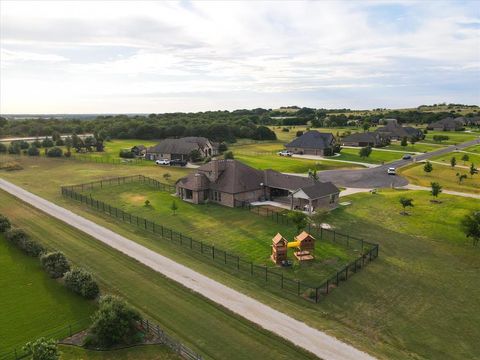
[384,142,444,153]
[2,157,480,359]
[422,130,479,145]
[431,151,480,167]
[82,182,358,284]
[399,163,480,194]
[335,147,406,164]
[0,235,95,356]
[59,345,180,360]
[0,190,317,360]
[463,144,480,154]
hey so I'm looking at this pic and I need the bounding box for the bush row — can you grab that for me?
[0,214,99,299]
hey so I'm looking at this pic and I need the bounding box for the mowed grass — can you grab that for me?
[84,182,357,284]
[0,190,317,360]
[2,157,480,359]
[0,235,95,354]
[335,147,406,164]
[384,142,444,153]
[59,345,180,360]
[431,150,480,167]
[422,130,479,145]
[399,163,480,194]
[464,144,480,154]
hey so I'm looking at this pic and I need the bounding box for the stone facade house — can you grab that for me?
[145,137,218,161]
[176,159,340,213]
[427,117,466,131]
[376,120,424,141]
[285,131,336,156]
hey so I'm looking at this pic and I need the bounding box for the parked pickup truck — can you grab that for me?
[155,159,170,165]
[278,150,293,157]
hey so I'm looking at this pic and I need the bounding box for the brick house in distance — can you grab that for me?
[285,130,336,156]
[145,137,218,161]
[341,132,390,147]
[375,119,424,141]
[427,117,466,131]
[176,159,340,213]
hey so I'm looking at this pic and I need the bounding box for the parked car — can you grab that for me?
[169,159,187,167]
[402,154,412,160]
[387,167,396,175]
[278,150,293,157]
[155,159,170,165]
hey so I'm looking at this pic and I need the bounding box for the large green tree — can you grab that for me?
[461,211,480,246]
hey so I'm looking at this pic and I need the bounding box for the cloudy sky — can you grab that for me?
[1,0,479,114]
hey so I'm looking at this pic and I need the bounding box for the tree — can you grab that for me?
[89,295,141,347]
[410,137,417,147]
[189,149,202,162]
[23,337,59,360]
[308,169,319,182]
[430,182,442,202]
[457,173,467,183]
[433,135,449,143]
[144,199,150,207]
[223,151,234,159]
[40,251,70,278]
[163,173,171,182]
[359,146,372,159]
[41,137,54,148]
[0,143,6,153]
[46,147,63,157]
[362,122,370,132]
[399,197,414,215]
[0,214,11,232]
[218,143,228,153]
[28,146,40,156]
[64,268,100,299]
[288,211,308,233]
[461,154,469,165]
[170,200,178,215]
[423,161,433,174]
[450,156,456,168]
[470,163,478,178]
[461,211,480,246]
[401,137,408,148]
[296,130,304,137]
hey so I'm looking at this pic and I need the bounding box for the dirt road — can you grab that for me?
[0,178,375,360]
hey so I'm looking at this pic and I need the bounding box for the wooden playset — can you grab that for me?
[271,231,316,264]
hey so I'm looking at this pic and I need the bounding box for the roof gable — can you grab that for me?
[285,131,334,150]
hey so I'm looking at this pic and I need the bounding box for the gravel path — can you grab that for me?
[0,178,376,360]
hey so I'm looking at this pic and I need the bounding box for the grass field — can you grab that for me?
[82,182,357,284]
[431,150,480,167]
[59,345,180,359]
[399,163,480,194]
[0,235,95,355]
[2,156,480,359]
[463,144,480,154]
[384,142,444,153]
[335,147,407,164]
[422,130,479,145]
[0,190,317,360]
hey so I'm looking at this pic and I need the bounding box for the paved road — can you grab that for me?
[0,134,93,142]
[0,178,375,360]
[317,138,480,188]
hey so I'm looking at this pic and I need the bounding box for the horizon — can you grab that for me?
[1,1,479,113]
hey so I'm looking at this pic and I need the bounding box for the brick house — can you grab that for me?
[341,132,390,147]
[285,131,336,156]
[145,137,218,161]
[176,159,340,212]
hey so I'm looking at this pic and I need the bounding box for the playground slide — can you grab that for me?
[287,241,300,248]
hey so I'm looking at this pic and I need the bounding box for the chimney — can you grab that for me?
[211,159,220,181]
[194,173,202,188]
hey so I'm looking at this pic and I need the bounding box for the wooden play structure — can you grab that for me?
[271,233,288,265]
[271,231,316,264]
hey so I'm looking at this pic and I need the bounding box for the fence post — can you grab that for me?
[297,281,300,295]
[144,219,147,229]
[326,279,329,294]
[237,256,240,270]
[200,242,203,253]
[250,262,253,276]
[212,246,215,260]
[224,251,227,264]
[265,266,268,282]
[281,273,284,288]
[315,287,319,303]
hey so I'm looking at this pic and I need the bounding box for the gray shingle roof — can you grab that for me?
[342,132,379,142]
[147,137,214,155]
[298,182,340,199]
[285,131,334,150]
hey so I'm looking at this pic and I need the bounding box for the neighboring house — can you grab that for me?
[427,117,466,131]
[131,145,146,157]
[376,120,424,140]
[341,132,390,147]
[284,130,336,156]
[145,137,218,161]
[176,159,340,213]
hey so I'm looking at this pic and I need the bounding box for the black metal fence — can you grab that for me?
[61,175,379,303]
[0,153,150,167]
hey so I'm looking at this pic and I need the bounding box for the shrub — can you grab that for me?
[64,268,100,299]
[23,337,59,360]
[28,146,40,156]
[46,147,63,157]
[296,130,304,137]
[119,149,135,158]
[55,139,64,146]
[89,295,141,347]
[282,127,289,132]
[41,138,54,148]
[0,214,11,232]
[40,252,70,278]
[8,144,21,154]
[224,151,234,160]
[218,143,228,153]
[5,228,44,256]
[0,143,6,153]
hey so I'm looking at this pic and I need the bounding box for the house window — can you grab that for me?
[218,192,221,202]
[329,194,337,204]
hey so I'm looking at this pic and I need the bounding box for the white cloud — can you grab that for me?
[0,0,479,113]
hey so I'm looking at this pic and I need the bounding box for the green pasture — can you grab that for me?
[59,345,180,359]
[422,130,479,145]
